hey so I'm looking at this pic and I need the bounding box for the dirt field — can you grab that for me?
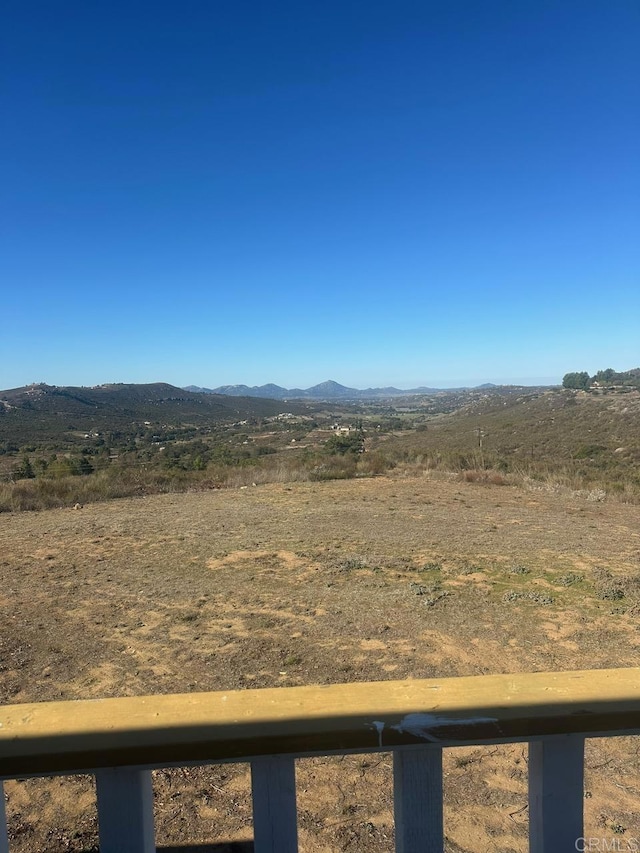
[1,474,640,851]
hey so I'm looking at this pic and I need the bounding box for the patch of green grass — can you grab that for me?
[556,573,584,587]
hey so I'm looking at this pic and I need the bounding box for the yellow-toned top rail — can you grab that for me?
[1,668,640,777]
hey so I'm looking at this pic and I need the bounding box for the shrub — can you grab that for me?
[310,457,357,481]
[557,573,584,586]
[356,451,390,476]
[460,469,508,485]
[13,456,35,480]
[325,431,364,456]
[503,590,554,605]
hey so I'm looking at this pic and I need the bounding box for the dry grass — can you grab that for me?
[380,388,640,502]
[459,469,509,485]
[2,475,640,850]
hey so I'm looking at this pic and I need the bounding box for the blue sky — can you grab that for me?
[2,1,638,390]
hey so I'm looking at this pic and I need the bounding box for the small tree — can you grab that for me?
[325,430,364,455]
[192,455,206,471]
[14,455,35,480]
[594,368,616,384]
[77,455,94,476]
[34,458,48,476]
[562,372,590,390]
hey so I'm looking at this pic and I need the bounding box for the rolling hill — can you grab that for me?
[380,387,640,494]
[0,382,310,446]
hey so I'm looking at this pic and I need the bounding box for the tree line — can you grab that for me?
[562,368,640,390]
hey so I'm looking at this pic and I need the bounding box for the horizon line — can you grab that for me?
[3,376,563,393]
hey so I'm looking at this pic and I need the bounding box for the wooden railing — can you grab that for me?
[1,668,640,852]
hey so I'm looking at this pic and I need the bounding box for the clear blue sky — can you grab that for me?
[2,1,638,390]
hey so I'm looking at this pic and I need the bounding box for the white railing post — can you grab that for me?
[394,747,444,853]
[0,782,9,853]
[95,768,155,853]
[529,735,584,853]
[251,756,298,853]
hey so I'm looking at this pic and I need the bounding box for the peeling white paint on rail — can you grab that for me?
[371,721,385,748]
[368,714,500,745]
[393,713,500,742]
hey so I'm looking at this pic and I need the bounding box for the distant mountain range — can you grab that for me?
[0,382,308,445]
[183,379,501,400]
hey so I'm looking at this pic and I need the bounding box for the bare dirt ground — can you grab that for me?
[1,474,640,851]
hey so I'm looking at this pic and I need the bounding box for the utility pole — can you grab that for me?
[474,427,486,469]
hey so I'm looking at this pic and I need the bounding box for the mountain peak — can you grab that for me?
[306,380,354,395]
